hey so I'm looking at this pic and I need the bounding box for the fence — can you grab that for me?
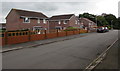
[0,29,88,46]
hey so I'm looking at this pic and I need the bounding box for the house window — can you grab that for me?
[58,21,61,24]
[43,19,46,24]
[64,20,67,24]
[89,23,91,25]
[23,17,30,23]
[44,28,47,30]
[75,20,77,24]
[38,19,40,24]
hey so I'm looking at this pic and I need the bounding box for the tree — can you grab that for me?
[96,16,109,26]
[79,13,96,23]
[113,17,120,29]
[79,13,120,29]
[104,14,118,28]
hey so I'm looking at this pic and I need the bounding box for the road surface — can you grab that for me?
[3,30,118,69]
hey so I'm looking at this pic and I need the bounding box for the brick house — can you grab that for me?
[6,9,48,31]
[49,14,80,30]
[79,18,97,31]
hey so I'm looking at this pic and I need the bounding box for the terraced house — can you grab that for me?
[6,9,49,31]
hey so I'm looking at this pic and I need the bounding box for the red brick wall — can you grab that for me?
[49,20,69,30]
[69,15,80,28]
[6,10,20,31]
[46,33,57,39]
[74,30,80,34]
[79,18,89,27]
[30,34,45,41]
[19,18,49,30]
[67,31,74,36]
[49,16,80,30]
[0,30,88,46]
[7,35,29,45]
[6,10,48,31]
[58,32,66,37]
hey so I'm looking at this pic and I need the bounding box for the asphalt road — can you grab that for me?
[3,30,118,69]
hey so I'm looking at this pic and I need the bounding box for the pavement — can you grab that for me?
[94,40,119,69]
[2,30,118,69]
[2,33,90,52]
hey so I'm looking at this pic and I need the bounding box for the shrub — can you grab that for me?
[64,27,79,31]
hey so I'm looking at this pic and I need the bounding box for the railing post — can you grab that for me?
[44,30,47,39]
[28,30,31,41]
[57,29,59,37]
[73,30,74,35]
[87,29,89,33]
[66,31,67,36]
[87,27,89,33]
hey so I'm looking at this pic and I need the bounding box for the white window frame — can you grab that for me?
[38,18,40,24]
[58,21,61,24]
[64,20,67,24]
[75,20,77,24]
[44,28,47,30]
[43,19,46,24]
[23,17,30,23]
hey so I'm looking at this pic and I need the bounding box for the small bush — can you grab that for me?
[64,27,79,31]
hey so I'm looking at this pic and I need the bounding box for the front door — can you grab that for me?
[33,26,43,34]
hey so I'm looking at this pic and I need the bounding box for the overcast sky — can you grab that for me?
[0,0,120,23]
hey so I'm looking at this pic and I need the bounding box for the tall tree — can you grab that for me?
[104,14,119,29]
[97,16,109,26]
[79,13,96,23]
[114,17,120,29]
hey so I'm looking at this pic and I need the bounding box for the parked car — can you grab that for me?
[104,27,109,32]
[97,27,109,33]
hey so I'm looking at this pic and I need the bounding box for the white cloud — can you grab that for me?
[1,0,101,2]
[0,0,119,23]
[118,1,120,17]
[96,0,119,17]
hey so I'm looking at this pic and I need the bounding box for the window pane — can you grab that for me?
[24,17,30,23]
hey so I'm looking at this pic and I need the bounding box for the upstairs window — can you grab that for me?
[38,19,40,24]
[43,19,46,24]
[64,20,67,24]
[58,21,61,24]
[23,17,30,23]
[75,20,77,24]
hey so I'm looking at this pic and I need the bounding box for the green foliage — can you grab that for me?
[97,16,109,26]
[79,13,120,29]
[104,14,117,25]
[79,13,96,23]
[112,17,120,29]
[64,27,78,31]
[104,14,120,29]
